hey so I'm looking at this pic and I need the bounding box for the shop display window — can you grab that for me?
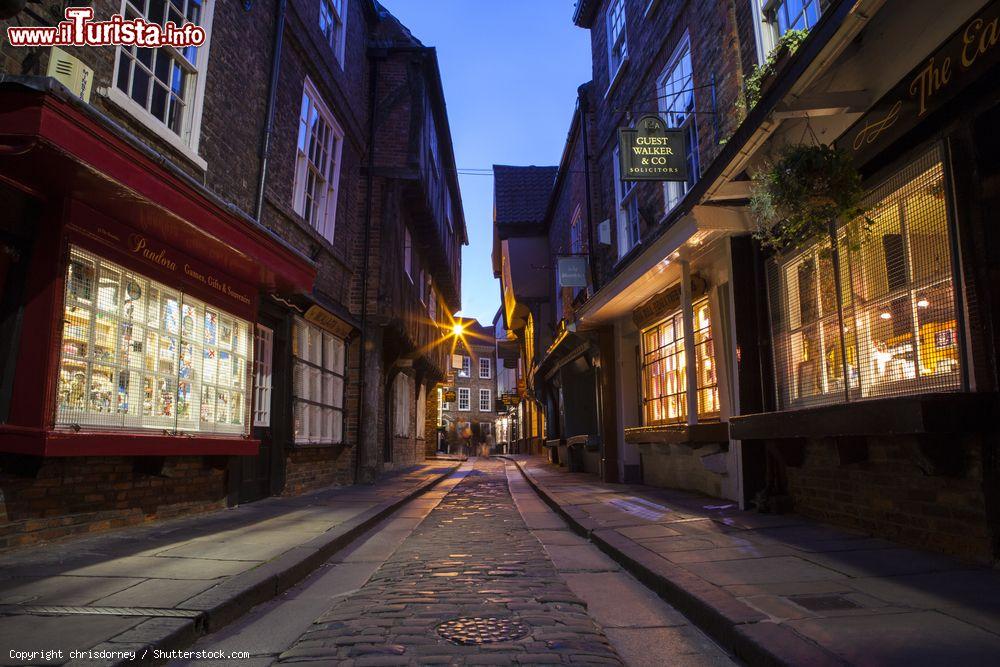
[641,298,719,425]
[291,317,345,444]
[57,246,251,435]
[768,147,961,409]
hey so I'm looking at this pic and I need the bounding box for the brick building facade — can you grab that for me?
[497,0,1000,564]
[0,0,464,549]
[439,319,497,456]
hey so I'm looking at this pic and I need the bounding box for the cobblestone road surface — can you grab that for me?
[277,458,623,665]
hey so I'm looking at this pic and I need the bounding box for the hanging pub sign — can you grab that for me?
[444,390,457,403]
[618,115,688,182]
[839,0,1000,166]
[557,256,588,288]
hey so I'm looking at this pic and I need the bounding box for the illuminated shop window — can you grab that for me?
[57,246,250,435]
[292,317,346,444]
[768,147,961,408]
[641,299,718,425]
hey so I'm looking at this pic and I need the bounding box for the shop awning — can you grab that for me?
[535,325,592,384]
[0,78,316,295]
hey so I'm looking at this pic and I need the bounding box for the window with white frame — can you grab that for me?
[479,357,492,379]
[404,227,413,280]
[441,387,450,411]
[319,0,347,65]
[112,0,214,151]
[606,0,628,81]
[659,36,699,213]
[479,389,492,412]
[293,79,344,242]
[253,324,273,428]
[765,0,821,40]
[458,387,471,411]
[393,374,411,436]
[459,356,471,378]
[292,317,345,444]
[613,146,641,258]
[415,384,426,438]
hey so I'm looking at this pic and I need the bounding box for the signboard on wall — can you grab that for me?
[618,115,688,182]
[839,0,1000,166]
[557,256,589,288]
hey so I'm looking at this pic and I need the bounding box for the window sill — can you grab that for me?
[0,426,259,457]
[625,421,729,448]
[604,56,630,99]
[101,87,208,171]
[290,440,347,450]
[729,393,996,440]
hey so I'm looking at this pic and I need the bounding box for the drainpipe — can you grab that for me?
[578,87,599,291]
[355,53,381,482]
[254,0,288,222]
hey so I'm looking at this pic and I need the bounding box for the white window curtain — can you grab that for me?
[291,317,345,444]
[416,384,426,439]
[393,374,411,436]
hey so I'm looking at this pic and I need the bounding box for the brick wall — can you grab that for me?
[0,456,226,551]
[582,0,745,290]
[283,445,355,496]
[778,435,993,563]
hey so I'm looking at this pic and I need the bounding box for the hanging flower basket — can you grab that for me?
[750,144,869,253]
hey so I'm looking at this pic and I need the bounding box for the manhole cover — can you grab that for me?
[788,595,861,612]
[436,617,529,645]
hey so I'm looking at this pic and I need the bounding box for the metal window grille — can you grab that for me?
[292,317,345,444]
[114,0,205,137]
[641,298,719,425]
[767,146,962,410]
[57,246,251,435]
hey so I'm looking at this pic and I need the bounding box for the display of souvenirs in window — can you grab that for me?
[56,246,251,435]
[770,152,961,408]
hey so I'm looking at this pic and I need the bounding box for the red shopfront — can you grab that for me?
[0,81,316,459]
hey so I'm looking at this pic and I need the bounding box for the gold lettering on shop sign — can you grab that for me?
[853,100,902,150]
[962,17,1000,68]
[909,56,952,116]
[128,234,177,272]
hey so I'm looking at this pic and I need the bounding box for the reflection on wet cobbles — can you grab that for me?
[277,459,623,665]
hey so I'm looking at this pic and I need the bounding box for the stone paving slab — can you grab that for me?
[505,455,1000,667]
[0,463,458,666]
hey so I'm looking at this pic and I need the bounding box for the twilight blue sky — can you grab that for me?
[381,0,593,326]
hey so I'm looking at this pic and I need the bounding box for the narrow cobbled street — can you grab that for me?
[276,458,621,664]
[175,459,733,666]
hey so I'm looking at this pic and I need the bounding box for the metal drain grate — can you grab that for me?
[436,617,529,645]
[788,595,861,612]
[0,604,203,618]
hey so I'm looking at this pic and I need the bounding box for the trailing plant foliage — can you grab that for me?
[739,29,809,113]
[751,144,870,252]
